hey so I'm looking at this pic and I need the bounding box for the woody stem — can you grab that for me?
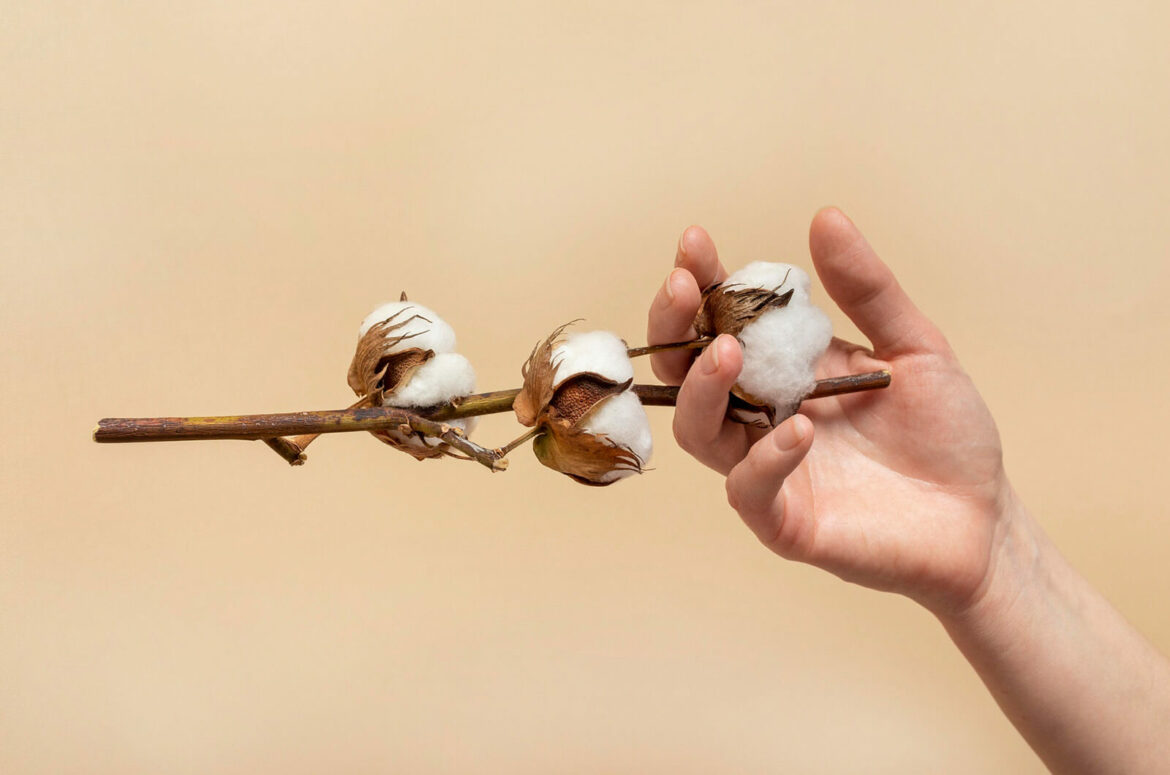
[93,370,892,459]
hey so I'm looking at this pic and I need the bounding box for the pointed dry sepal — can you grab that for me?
[514,320,574,427]
[532,421,644,487]
[347,306,437,403]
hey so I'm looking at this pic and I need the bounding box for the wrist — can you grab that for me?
[934,486,1053,637]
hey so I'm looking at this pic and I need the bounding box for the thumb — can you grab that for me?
[809,207,949,358]
[725,414,815,554]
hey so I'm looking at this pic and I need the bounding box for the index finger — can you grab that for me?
[676,225,728,289]
[647,226,729,384]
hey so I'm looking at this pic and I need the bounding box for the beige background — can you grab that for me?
[3,2,1169,772]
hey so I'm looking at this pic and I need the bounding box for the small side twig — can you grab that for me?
[494,427,543,458]
[405,415,507,472]
[263,437,308,465]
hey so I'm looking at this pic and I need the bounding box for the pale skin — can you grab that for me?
[648,208,1170,774]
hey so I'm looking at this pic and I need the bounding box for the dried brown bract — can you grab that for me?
[532,423,645,487]
[693,278,794,339]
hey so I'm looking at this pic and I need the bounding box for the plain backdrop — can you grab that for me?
[3,2,1168,772]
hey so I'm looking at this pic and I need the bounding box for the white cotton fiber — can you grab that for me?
[582,390,653,483]
[551,330,633,387]
[359,301,457,355]
[727,262,833,417]
[382,352,477,409]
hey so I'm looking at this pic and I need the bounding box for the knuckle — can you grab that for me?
[724,472,763,522]
[724,476,743,513]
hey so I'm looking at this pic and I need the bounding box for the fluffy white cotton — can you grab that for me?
[551,330,633,387]
[359,301,457,355]
[582,390,653,483]
[382,352,477,409]
[723,261,812,304]
[730,262,833,417]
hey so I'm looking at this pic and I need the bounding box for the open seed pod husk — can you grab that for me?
[514,324,649,485]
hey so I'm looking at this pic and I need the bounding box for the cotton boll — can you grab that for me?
[581,390,653,482]
[358,301,457,355]
[382,352,477,408]
[736,301,833,416]
[710,261,833,418]
[551,330,633,386]
[516,325,651,485]
[723,262,812,304]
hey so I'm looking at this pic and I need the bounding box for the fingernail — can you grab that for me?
[675,232,688,266]
[658,269,681,309]
[774,415,809,451]
[665,269,680,301]
[701,337,721,374]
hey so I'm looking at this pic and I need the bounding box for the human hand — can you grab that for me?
[648,208,1016,615]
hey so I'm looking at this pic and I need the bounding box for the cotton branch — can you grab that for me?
[93,402,510,472]
[92,370,892,466]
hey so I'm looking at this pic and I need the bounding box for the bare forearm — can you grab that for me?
[937,492,1170,774]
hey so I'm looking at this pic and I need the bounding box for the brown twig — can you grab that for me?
[95,406,422,442]
[93,404,507,473]
[93,370,892,459]
[630,370,893,406]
